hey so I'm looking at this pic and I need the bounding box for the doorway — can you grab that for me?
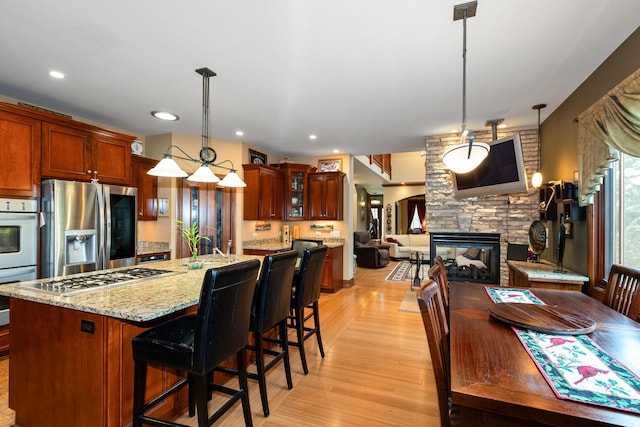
[176,179,236,259]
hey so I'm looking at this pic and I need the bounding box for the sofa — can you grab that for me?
[384,233,431,261]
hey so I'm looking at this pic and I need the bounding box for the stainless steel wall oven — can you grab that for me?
[0,198,39,326]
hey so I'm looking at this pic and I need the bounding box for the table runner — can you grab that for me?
[485,287,640,414]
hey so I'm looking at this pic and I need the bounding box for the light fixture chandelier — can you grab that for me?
[442,1,490,174]
[531,103,547,189]
[147,67,246,187]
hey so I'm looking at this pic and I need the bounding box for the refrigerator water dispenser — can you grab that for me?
[65,230,97,266]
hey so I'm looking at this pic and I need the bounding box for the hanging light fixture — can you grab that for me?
[531,103,547,189]
[147,68,246,187]
[442,1,489,174]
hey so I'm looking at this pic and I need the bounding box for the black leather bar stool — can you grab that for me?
[287,245,328,375]
[131,259,260,427]
[220,249,298,417]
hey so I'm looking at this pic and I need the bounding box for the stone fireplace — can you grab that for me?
[430,232,501,285]
[423,126,541,286]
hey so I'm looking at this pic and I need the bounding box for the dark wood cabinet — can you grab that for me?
[243,164,283,220]
[42,122,133,185]
[92,133,133,186]
[275,163,316,220]
[10,298,191,427]
[308,171,345,220]
[321,245,343,292]
[0,101,135,187]
[41,121,93,180]
[132,156,158,221]
[0,107,41,197]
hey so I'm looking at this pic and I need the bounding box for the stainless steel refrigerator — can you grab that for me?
[40,179,137,278]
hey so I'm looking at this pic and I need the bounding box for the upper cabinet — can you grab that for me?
[0,107,41,197]
[243,164,283,220]
[132,156,158,221]
[308,171,345,220]
[41,122,133,186]
[274,163,316,221]
[0,102,135,191]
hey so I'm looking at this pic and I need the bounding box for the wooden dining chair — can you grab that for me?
[604,264,640,321]
[417,279,454,426]
[428,255,450,311]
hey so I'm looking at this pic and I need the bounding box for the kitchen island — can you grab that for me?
[0,256,259,427]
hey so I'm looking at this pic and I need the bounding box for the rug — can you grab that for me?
[386,261,430,286]
[398,289,420,313]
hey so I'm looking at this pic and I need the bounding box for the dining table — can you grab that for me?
[449,282,640,427]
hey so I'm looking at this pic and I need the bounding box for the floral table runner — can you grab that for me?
[485,287,640,414]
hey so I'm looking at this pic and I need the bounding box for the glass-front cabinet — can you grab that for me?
[276,163,316,221]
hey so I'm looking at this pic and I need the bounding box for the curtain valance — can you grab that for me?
[577,67,640,205]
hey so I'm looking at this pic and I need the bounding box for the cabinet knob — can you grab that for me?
[87,169,92,174]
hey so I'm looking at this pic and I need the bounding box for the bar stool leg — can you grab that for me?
[295,307,309,375]
[132,361,147,427]
[193,375,209,426]
[280,320,293,389]
[312,301,325,358]
[237,349,253,427]
[254,332,270,416]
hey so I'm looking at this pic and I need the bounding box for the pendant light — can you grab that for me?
[531,103,546,189]
[148,68,246,187]
[442,1,490,174]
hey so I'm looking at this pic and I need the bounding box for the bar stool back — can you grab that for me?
[288,245,328,374]
[248,249,298,416]
[132,259,260,427]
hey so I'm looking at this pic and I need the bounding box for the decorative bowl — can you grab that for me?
[187,261,204,270]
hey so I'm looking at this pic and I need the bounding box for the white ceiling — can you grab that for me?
[0,1,638,158]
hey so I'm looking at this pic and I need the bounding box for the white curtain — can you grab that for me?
[577,67,640,205]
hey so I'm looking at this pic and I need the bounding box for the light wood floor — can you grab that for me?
[0,262,440,426]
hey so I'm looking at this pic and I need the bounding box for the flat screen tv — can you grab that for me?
[452,133,529,198]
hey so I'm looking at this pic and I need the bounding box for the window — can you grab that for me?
[410,205,422,231]
[607,152,640,270]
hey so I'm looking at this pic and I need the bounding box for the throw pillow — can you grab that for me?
[462,248,481,260]
[386,237,402,246]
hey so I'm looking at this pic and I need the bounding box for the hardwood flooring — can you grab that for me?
[0,262,440,426]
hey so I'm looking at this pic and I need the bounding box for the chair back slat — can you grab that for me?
[417,280,450,426]
[429,256,449,306]
[604,264,640,321]
[194,259,261,373]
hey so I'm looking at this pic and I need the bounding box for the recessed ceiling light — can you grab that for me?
[49,70,65,79]
[235,130,244,136]
[151,111,180,121]
[498,123,507,128]
[332,149,339,153]
[450,129,458,133]
[309,134,317,140]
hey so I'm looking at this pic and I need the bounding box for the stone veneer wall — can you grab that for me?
[424,126,541,286]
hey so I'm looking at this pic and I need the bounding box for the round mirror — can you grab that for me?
[528,220,547,254]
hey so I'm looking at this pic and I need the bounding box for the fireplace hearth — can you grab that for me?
[429,232,500,285]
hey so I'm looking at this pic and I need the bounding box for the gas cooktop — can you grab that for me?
[20,267,184,296]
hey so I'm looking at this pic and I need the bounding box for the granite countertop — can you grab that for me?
[243,237,344,251]
[506,259,589,284]
[0,255,261,323]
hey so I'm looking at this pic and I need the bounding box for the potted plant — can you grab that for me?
[177,220,210,269]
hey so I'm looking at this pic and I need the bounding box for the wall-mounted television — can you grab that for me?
[451,133,529,198]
